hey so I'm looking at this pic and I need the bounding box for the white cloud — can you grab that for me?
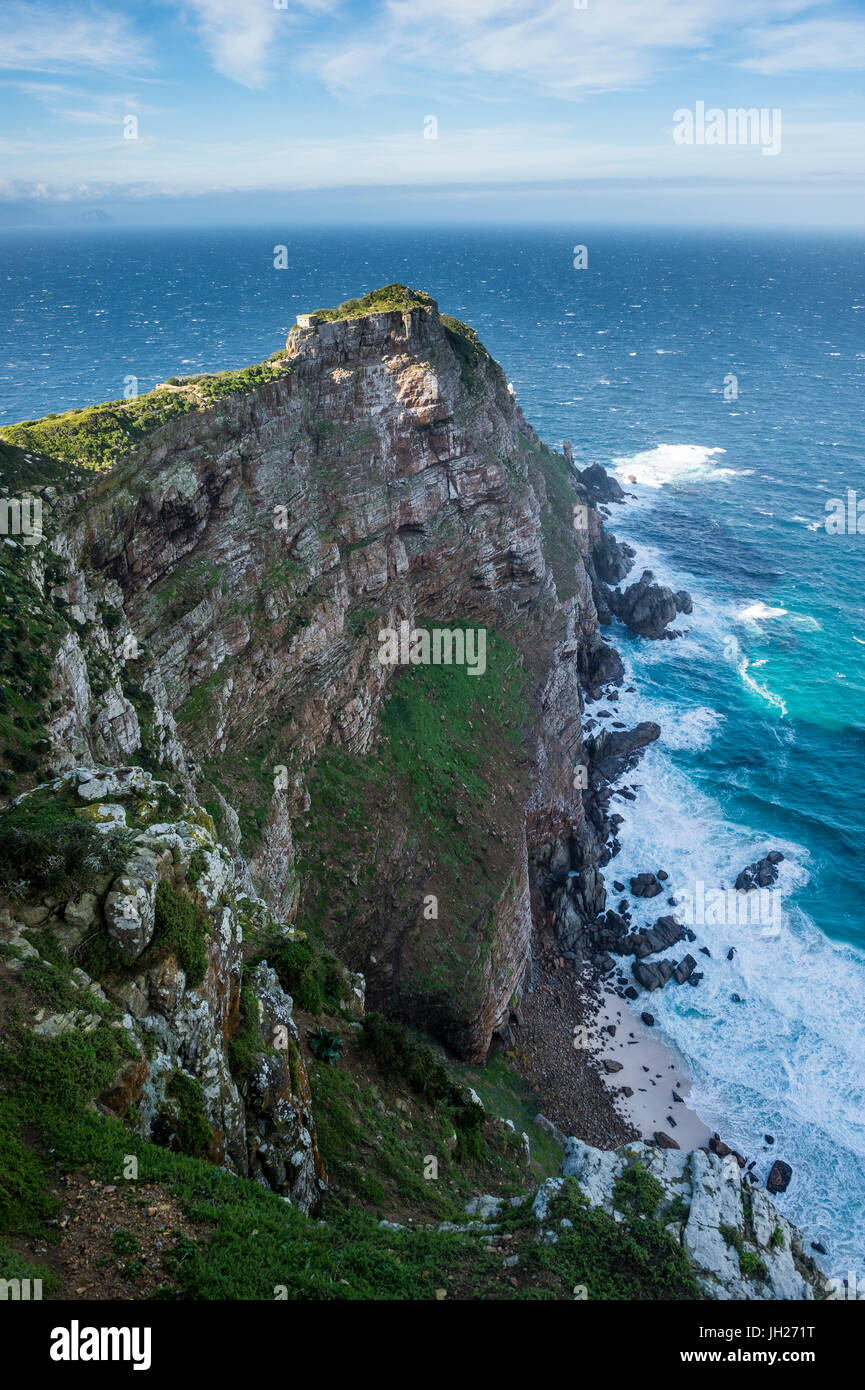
[314,0,829,97]
[741,17,865,73]
[0,4,152,74]
[175,0,336,88]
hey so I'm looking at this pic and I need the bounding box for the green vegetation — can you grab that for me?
[522,435,580,602]
[0,803,132,901]
[361,1013,464,1106]
[667,1193,690,1224]
[522,1178,702,1301]
[613,1158,666,1219]
[163,1072,212,1159]
[771,1224,785,1249]
[252,933,344,1016]
[0,541,70,796]
[441,314,489,397]
[296,626,532,1011]
[311,284,433,324]
[227,984,260,1081]
[720,1223,768,1280]
[308,1027,344,1066]
[0,1002,130,1237]
[150,882,211,988]
[0,358,293,474]
[1,390,198,472]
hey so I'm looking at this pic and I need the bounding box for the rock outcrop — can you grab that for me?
[605,568,693,640]
[0,767,328,1212]
[553,1137,822,1300]
[0,286,645,1062]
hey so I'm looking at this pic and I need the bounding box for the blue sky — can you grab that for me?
[1,0,863,226]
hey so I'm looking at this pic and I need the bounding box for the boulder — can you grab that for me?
[654,1131,680,1150]
[767,1160,793,1195]
[673,953,697,984]
[735,851,785,892]
[630,871,663,899]
[632,958,676,992]
[606,569,693,640]
[578,462,625,504]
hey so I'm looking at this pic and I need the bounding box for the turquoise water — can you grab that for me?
[2,226,864,1275]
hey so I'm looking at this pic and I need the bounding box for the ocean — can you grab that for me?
[2,224,864,1277]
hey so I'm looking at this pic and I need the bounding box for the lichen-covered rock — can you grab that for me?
[104,854,158,958]
[559,1136,823,1300]
[0,775,325,1214]
[242,962,327,1210]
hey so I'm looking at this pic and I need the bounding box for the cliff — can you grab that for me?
[0,286,625,1062]
[0,286,823,1300]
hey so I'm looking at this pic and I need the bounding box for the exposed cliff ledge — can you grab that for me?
[0,285,636,1063]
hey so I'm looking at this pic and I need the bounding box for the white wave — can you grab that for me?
[603,733,865,1278]
[661,705,725,751]
[738,656,788,717]
[610,443,733,489]
[737,602,789,624]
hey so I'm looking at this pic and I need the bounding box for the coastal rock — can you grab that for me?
[630,872,663,899]
[606,569,693,640]
[673,953,697,984]
[577,462,625,505]
[632,958,676,991]
[735,852,785,892]
[767,1160,793,1195]
[557,1137,821,1300]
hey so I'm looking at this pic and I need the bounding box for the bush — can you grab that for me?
[227,984,260,1080]
[164,1072,212,1158]
[308,1027,343,1066]
[0,817,132,901]
[360,1013,460,1106]
[253,934,342,1016]
[150,881,211,987]
[613,1159,665,1219]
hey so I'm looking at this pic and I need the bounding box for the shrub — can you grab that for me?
[227,985,260,1080]
[253,934,342,1016]
[308,1027,343,1066]
[0,817,132,901]
[613,1159,664,1219]
[151,881,211,987]
[360,1013,459,1106]
[164,1072,211,1158]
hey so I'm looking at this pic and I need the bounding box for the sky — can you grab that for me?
[0,0,863,227]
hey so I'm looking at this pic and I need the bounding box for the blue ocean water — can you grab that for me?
[2,225,864,1278]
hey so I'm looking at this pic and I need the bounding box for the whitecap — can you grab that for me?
[610,443,732,489]
[737,602,788,624]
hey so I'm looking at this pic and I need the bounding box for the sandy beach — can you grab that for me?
[587,981,711,1150]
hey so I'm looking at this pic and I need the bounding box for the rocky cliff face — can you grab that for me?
[0,286,826,1291]
[1,287,635,1067]
[0,765,330,1212]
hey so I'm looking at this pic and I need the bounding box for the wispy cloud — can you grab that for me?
[314,0,826,97]
[174,0,337,89]
[0,3,153,74]
[741,16,865,73]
